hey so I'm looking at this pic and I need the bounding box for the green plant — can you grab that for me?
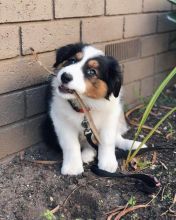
[127,196,137,206]
[126,67,176,166]
[137,159,152,170]
[168,122,174,133]
[42,210,56,220]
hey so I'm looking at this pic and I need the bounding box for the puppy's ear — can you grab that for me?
[106,56,122,98]
[53,43,87,68]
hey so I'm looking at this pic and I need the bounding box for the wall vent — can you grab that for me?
[105,39,140,61]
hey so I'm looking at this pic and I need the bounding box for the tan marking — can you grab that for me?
[75,52,83,60]
[88,60,99,69]
[84,79,108,99]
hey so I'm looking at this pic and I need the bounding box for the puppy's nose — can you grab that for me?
[61,72,73,84]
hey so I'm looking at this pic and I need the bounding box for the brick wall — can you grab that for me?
[0,0,176,158]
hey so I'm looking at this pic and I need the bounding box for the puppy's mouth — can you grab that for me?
[58,85,74,94]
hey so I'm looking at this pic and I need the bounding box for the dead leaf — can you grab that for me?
[130,158,138,170]
[152,151,157,165]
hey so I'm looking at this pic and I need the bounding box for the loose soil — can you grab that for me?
[0,87,176,220]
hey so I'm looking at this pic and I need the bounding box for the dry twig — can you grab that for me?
[30,47,55,75]
[125,104,161,134]
[25,160,60,165]
[159,161,168,170]
[114,204,148,220]
[166,132,175,140]
[106,205,128,220]
[151,151,157,165]
[106,188,162,220]
[160,105,173,110]
[161,194,176,216]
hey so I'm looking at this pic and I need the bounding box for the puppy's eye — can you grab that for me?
[87,69,97,76]
[68,57,77,64]
[63,57,77,67]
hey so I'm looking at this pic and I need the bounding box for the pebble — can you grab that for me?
[50,196,54,202]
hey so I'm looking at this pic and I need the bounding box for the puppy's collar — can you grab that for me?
[68,99,90,113]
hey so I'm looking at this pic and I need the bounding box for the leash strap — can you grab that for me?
[82,116,98,149]
[91,165,161,194]
[82,123,176,194]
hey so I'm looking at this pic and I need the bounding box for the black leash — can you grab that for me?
[91,165,161,194]
[82,117,176,194]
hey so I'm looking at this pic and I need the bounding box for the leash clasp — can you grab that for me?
[81,116,89,129]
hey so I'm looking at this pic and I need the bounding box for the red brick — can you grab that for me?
[21,20,80,54]
[125,14,157,38]
[141,34,169,57]
[141,76,154,97]
[0,0,52,23]
[123,57,154,84]
[26,85,48,117]
[55,0,104,18]
[155,51,176,73]
[0,26,19,60]
[123,81,141,104]
[106,0,142,15]
[143,0,171,12]
[0,52,55,94]
[82,16,123,43]
[0,115,45,159]
[0,92,25,126]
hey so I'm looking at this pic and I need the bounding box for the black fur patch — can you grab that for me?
[41,79,61,151]
[83,56,122,99]
[53,43,88,68]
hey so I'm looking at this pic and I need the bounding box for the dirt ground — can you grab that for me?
[0,87,176,220]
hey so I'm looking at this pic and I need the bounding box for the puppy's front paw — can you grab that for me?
[98,157,118,173]
[61,162,84,175]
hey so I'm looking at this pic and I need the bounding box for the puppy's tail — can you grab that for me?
[115,135,146,151]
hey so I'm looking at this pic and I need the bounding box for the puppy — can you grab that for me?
[45,43,146,175]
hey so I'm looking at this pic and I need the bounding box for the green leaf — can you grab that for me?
[167,13,176,23]
[168,0,176,4]
[126,67,176,164]
[42,210,56,220]
[127,196,136,206]
[128,106,176,162]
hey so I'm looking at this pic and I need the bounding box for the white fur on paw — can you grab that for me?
[98,157,118,173]
[61,162,84,175]
[132,141,147,150]
[81,147,96,164]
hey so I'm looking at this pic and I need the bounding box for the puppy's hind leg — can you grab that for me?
[115,134,147,151]
[81,143,97,164]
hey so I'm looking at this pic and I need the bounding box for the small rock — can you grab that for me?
[50,196,54,202]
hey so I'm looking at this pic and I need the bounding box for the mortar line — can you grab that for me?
[80,20,83,42]
[52,0,55,19]
[19,27,23,56]
[104,0,107,15]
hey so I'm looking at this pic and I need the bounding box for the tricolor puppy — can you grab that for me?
[46,43,146,175]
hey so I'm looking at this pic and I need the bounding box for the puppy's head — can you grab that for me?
[53,43,122,100]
